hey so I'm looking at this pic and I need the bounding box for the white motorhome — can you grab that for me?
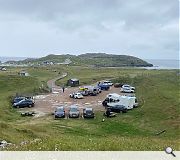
[104,93,138,109]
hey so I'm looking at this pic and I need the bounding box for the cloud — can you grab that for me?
[0,0,178,59]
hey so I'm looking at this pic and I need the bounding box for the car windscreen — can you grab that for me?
[56,108,64,112]
[14,97,24,101]
[70,107,77,112]
[85,110,92,114]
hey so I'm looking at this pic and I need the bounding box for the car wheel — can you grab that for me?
[28,104,32,108]
[16,105,19,109]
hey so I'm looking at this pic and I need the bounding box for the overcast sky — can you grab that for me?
[0,0,179,59]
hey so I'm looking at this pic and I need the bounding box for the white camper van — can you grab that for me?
[104,93,138,109]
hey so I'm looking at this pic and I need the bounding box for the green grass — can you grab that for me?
[0,67,179,150]
[55,66,146,86]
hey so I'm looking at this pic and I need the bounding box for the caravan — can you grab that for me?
[102,93,138,109]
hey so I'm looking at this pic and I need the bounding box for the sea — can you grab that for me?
[144,59,179,70]
[0,56,179,69]
[0,56,28,63]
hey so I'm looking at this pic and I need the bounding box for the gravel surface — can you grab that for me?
[32,86,132,115]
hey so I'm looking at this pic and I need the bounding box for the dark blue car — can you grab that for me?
[12,96,33,104]
[12,97,25,104]
[98,84,110,90]
[13,99,34,108]
[83,108,95,118]
[54,106,65,119]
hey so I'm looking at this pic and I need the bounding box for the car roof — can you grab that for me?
[56,106,64,109]
[15,97,25,99]
[85,107,93,111]
[123,87,130,89]
[18,99,30,103]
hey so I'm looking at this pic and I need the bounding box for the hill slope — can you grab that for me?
[12,53,153,67]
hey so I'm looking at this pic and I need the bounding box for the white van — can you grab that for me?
[104,93,138,109]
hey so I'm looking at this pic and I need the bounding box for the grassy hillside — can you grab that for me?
[55,66,144,86]
[0,67,179,150]
[11,53,153,67]
[77,53,153,67]
[0,74,39,121]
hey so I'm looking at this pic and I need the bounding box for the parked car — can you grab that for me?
[121,87,134,93]
[68,105,80,118]
[122,84,135,90]
[69,92,83,99]
[13,99,34,108]
[114,83,123,88]
[103,80,113,86]
[83,108,95,118]
[89,90,98,96]
[54,106,65,118]
[80,86,99,95]
[12,97,25,104]
[108,105,127,113]
[12,96,33,104]
[98,84,110,90]
[78,90,89,96]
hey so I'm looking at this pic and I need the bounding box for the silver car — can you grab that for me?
[121,87,134,93]
[68,105,80,118]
